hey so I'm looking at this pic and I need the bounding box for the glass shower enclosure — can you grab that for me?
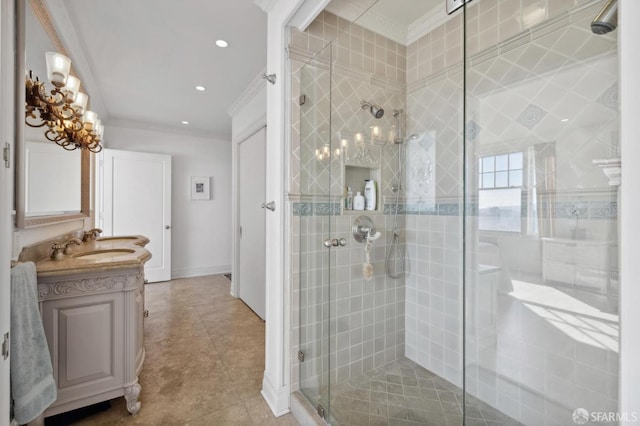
[294,1,620,424]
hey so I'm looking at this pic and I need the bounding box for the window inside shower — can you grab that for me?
[478,152,525,233]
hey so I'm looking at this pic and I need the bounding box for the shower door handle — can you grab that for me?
[323,238,347,248]
[323,239,337,248]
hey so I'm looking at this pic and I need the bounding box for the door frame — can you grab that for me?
[0,0,15,423]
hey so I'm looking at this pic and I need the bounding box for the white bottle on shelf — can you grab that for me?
[346,187,353,210]
[353,192,365,210]
[364,179,376,210]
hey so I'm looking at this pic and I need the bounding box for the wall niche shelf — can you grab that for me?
[343,144,381,214]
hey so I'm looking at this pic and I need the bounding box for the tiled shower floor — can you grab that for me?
[318,358,522,426]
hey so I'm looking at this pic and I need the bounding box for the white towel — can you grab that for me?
[10,262,57,424]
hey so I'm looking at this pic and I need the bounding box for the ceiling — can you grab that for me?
[36,0,449,140]
[41,0,268,140]
[326,0,445,45]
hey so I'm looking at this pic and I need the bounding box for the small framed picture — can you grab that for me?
[191,176,211,200]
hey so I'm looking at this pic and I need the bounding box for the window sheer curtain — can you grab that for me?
[532,142,557,238]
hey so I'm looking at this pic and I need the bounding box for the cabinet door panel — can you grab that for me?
[60,303,113,385]
[43,292,124,402]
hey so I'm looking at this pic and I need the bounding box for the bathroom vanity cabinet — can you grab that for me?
[542,238,615,293]
[28,236,151,417]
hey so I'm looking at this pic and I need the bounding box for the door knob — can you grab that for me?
[262,201,276,211]
[165,225,171,229]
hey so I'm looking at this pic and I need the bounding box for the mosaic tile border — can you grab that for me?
[292,200,617,218]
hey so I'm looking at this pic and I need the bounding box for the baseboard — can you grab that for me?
[261,374,290,417]
[171,265,231,279]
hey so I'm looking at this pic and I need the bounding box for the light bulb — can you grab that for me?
[63,75,80,102]
[45,52,71,87]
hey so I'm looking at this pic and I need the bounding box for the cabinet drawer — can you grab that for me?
[575,245,608,267]
[575,268,608,291]
[544,242,576,263]
[544,261,575,284]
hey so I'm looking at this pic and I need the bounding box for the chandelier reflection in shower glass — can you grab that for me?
[25,52,104,153]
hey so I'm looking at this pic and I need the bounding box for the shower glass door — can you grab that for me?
[463,1,620,425]
[298,41,335,421]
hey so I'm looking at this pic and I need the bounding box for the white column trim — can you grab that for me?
[619,0,640,420]
[258,0,326,416]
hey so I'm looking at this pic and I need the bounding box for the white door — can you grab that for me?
[0,0,14,422]
[238,127,266,319]
[102,149,172,282]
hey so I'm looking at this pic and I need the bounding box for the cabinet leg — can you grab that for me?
[124,383,142,415]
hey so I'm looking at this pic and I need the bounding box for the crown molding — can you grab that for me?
[407,5,452,45]
[227,67,267,118]
[325,0,449,46]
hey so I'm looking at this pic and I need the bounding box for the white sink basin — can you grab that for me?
[73,249,135,260]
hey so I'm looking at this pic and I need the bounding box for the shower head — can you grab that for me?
[591,0,617,34]
[361,100,384,119]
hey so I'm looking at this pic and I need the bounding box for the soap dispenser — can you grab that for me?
[353,191,365,210]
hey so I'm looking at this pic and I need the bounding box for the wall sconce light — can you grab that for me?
[25,52,104,153]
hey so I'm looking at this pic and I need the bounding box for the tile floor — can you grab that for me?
[69,274,299,426]
[308,358,521,426]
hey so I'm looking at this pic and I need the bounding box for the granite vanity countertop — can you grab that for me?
[34,235,152,277]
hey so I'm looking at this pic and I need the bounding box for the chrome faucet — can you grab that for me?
[82,228,103,242]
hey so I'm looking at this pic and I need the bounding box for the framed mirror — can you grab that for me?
[15,0,90,229]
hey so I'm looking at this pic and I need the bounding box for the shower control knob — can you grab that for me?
[338,238,347,247]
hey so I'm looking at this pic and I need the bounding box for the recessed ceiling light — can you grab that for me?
[215,39,229,48]
[195,85,206,91]
[181,121,189,125]
[561,118,569,122]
